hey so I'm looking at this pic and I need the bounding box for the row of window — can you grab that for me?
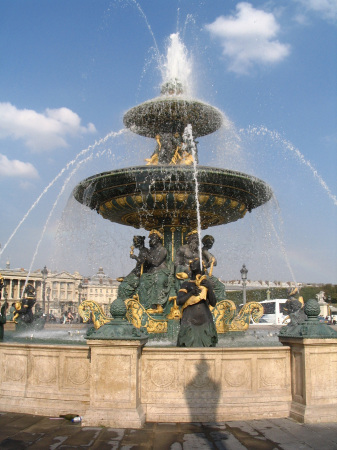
[89,288,117,294]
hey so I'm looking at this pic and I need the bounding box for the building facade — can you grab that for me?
[0,264,119,320]
[81,267,119,316]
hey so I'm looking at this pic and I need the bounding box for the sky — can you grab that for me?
[0,0,336,284]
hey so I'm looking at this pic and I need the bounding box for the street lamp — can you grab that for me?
[46,286,51,321]
[240,264,248,305]
[41,266,48,314]
[78,282,83,306]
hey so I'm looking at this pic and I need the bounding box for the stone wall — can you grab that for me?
[0,343,90,416]
[0,340,336,427]
[141,347,291,423]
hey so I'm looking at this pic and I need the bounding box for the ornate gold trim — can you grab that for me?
[78,300,113,330]
[125,298,168,333]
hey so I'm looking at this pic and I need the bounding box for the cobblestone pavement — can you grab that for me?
[0,412,336,449]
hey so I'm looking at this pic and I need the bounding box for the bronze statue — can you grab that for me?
[283,287,306,326]
[202,235,217,272]
[117,236,149,301]
[0,301,8,341]
[13,284,36,325]
[145,130,195,166]
[13,284,46,330]
[138,229,170,313]
[177,258,218,347]
[0,273,4,301]
[0,274,8,340]
[129,235,149,276]
[145,134,161,165]
[175,230,200,275]
[201,235,226,302]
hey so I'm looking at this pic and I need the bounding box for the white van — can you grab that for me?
[258,299,289,325]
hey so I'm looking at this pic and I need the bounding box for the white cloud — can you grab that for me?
[296,0,337,22]
[0,153,38,178]
[0,103,96,152]
[205,2,290,74]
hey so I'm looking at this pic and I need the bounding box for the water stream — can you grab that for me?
[241,126,337,207]
[0,129,126,263]
[183,124,203,266]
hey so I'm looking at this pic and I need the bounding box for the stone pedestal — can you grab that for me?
[82,339,147,428]
[279,338,337,423]
[279,298,337,423]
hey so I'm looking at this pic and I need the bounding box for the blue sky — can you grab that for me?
[0,0,336,284]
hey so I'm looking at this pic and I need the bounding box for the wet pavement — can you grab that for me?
[0,412,336,449]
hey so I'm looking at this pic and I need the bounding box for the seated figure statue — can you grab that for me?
[284,287,306,326]
[14,284,36,324]
[137,229,170,313]
[201,235,226,302]
[174,230,200,275]
[117,235,149,301]
[176,258,218,347]
[12,285,46,331]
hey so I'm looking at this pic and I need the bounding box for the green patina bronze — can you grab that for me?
[0,276,6,340]
[13,285,46,332]
[0,303,7,341]
[86,297,148,340]
[279,298,337,339]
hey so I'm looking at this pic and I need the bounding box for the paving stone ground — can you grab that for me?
[0,412,336,449]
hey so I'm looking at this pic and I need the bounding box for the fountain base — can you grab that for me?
[1,336,337,426]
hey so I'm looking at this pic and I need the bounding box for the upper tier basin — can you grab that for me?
[123,97,223,138]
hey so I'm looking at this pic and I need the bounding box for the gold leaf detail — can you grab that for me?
[198,194,209,204]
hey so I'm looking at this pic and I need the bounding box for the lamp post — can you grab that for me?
[78,282,83,306]
[240,264,248,305]
[41,266,48,314]
[46,286,51,321]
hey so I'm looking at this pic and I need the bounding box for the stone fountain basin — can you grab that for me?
[123,96,223,138]
[73,165,272,230]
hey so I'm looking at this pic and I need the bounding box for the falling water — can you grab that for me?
[266,195,298,286]
[242,126,337,207]
[24,151,96,288]
[183,124,203,267]
[0,129,126,261]
[125,0,161,61]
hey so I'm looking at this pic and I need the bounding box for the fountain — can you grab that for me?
[0,34,336,428]
[73,75,272,339]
